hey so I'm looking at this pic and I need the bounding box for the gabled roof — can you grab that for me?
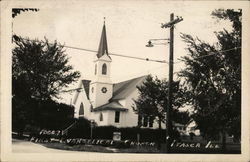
[82,80,91,100]
[73,79,91,104]
[97,23,110,59]
[111,75,147,101]
[93,101,128,112]
[73,75,147,107]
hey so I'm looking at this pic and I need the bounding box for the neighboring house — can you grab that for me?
[73,22,163,128]
[173,122,186,135]
[171,120,200,136]
[185,120,200,136]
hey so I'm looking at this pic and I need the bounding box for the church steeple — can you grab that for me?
[90,18,113,108]
[97,18,109,58]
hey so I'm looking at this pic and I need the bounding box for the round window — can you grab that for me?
[101,87,107,93]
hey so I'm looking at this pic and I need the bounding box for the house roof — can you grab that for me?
[93,101,128,112]
[111,75,147,101]
[173,123,185,127]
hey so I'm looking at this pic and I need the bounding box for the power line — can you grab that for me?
[59,88,82,93]
[14,36,241,64]
[64,45,97,53]
[112,64,167,81]
[109,52,168,63]
[57,65,167,94]
[64,46,168,63]
[175,46,241,64]
[15,36,168,64]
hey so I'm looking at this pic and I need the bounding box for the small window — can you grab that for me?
[95,64,97,75]
[90,104,93,112]
[102,63,107,75]
[100,113,103,121]
[115,111,120,123]
[79,103,84,116]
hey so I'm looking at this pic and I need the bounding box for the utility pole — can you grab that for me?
[161,13,183,153]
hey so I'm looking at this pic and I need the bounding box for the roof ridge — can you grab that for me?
[112,79,134,97]
[93,101,128,112]
[113,75,146,96]
[111,75,147,101]
[114,75,147,85]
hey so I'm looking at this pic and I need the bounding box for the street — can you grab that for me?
[12,139,86,153]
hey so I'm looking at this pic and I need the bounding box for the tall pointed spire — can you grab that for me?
[97,17,109,58]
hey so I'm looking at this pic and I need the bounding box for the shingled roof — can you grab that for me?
[111,75,147,101]
[72,79,91,104]
[93,101,128,112]
[82,80,91,100]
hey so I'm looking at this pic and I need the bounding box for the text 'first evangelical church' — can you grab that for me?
[72,20,160,128]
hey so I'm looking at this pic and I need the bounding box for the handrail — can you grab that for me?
[62,120,77,135]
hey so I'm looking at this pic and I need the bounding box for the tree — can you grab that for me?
[12,8,39,18]
[12,35,80,100]
[179,9,241,149]
[12,36,80,132]
[133,75,190,131]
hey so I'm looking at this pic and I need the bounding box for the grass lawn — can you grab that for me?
[42,142,161,153]
[41,142,240,154]
[12,133,240,154]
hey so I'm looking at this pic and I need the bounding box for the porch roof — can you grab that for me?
[93,101,128,112]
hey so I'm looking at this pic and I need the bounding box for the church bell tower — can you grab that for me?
[89,19,113,108]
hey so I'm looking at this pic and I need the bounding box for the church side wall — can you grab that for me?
[95,111,109,126]
[106,110,126,127]
[73,85,92,120]
[122,90,140,127]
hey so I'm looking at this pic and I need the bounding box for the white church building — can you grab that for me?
[72,22,161,128]
[72,22,201,136]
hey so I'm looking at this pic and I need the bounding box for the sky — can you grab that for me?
[12,1,240,104]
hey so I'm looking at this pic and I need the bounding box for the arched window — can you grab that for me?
[79,103,84,116]
[100,113,103,121]
[95,64,97,75]
[90,104,93,112]
[102,63,107,75]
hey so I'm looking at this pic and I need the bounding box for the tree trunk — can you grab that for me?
[157,118,162,150]
[159,118,162,130]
